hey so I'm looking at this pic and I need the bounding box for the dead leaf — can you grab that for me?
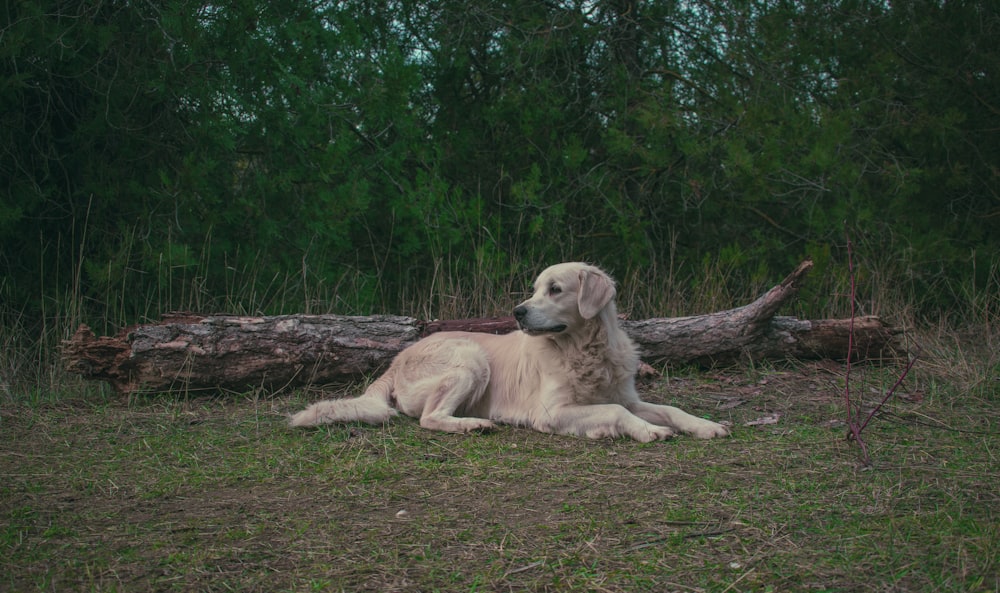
[717,398,747,410]
[744,413,782,427]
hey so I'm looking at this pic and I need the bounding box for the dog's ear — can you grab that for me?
[577,268,616,319]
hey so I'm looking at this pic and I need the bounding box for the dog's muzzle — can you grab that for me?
[513,305,567,334]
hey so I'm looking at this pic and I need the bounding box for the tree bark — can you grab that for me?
[619,260,904,364]
[62,314,423,395]
[62,259,907,395]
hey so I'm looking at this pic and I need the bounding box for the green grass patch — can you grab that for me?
[1,360,997,592]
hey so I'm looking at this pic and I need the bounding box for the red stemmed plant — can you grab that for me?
[842,230,921,465]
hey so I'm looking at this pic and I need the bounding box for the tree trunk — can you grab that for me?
[619,260,904,364]
[63,314,423,395]
[623,315,902,366]
[62,260,907,395]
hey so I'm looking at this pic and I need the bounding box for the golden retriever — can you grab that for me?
[289,262,730,441]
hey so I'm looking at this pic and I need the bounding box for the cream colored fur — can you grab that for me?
[289,262,729,441]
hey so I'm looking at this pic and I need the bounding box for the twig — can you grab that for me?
[720,568,756,593]
[842,226,919,465]
[842,228,871,465]
[502,560,544,578]
[858,345,922,433]
[625,526,735,552]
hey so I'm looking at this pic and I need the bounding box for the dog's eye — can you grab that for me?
[549,284,562,295]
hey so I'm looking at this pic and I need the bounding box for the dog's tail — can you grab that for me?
[288,371,398,428]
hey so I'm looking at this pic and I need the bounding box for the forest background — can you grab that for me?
[2,0,998,393]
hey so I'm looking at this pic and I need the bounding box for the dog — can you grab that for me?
[289,262,730,441]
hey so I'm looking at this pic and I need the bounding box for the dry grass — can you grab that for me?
[2,349,997,592]
[3,241,998,591]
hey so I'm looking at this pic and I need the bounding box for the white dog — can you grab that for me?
[290,262,729,441]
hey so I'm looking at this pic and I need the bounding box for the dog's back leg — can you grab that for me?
[397,340,495,433]
[288,372,398,427]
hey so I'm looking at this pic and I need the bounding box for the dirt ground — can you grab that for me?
[2,361,998,592]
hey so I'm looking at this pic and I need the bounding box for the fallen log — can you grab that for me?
[62,260,906,395]
[63,314,423,395]
[618,259,903,365]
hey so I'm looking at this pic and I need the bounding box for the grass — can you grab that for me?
[2,355,997,592]
[2,232,998,591]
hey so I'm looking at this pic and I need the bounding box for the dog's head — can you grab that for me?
[513,262,617,336]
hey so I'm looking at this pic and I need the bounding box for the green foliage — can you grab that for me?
[1,0,997,333]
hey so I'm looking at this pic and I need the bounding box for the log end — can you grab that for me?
[61,324,135,392]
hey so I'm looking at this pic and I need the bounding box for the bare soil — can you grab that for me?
[2,362,997,592]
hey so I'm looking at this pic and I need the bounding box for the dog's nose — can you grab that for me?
[513,305,528,321]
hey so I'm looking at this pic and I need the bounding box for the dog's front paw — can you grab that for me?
[420,416,495,433]
[638,425,676,443]
[459,418,496,433]
[689,419,730,439]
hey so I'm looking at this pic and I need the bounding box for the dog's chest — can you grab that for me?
[562,351,631,405]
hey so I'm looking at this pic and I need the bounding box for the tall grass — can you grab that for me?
[3,216,998,402]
